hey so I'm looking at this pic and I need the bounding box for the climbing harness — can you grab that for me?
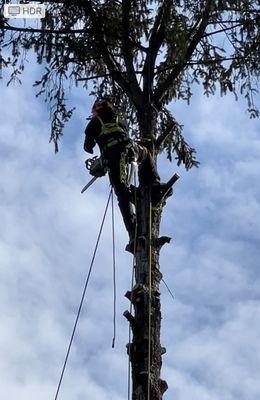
[119,152,128,184]
[95,115,137,164]
[81,132,137,194]
[97,115,126,137]
[54,189,113,400]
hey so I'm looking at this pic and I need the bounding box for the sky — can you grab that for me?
[0,52,260,400]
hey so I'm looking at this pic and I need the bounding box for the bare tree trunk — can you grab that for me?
[125,186,168,400]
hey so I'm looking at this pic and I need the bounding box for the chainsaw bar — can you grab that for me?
[81,176,98,194]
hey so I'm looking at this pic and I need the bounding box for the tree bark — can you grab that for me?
[125,186,168,400]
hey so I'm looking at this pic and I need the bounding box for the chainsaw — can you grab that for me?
[81,153,137,194]
[81,156,107,194]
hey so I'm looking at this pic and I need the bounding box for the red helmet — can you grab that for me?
[92,99,113,113]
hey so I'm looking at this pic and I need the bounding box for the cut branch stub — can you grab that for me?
[152,172,180,206]
[153,236,172,251]
[123,310,138,336]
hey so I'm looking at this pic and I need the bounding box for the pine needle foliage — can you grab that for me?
[0,0,259,166]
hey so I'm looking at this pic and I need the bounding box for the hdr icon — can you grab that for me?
[4,3,46,19]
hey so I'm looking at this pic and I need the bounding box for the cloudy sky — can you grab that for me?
[0,49,260,400]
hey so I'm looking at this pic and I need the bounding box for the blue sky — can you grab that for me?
[0,58,260,400]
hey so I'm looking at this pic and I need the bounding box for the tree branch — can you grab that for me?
[77,54,249,82]
[82,0,142,109]
[155,120,176,149]
[1,22,90,35]
[155,55,250,76]
[121,0,143,100]
[154,0,214,108]
[202,22,244,38]
[219,8,260,13]
[77,72,112,81]
[143,0,170,103]
[77,69,144,82]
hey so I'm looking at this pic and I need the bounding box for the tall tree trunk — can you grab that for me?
[125,185,168,400]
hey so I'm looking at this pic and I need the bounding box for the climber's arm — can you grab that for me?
[84,118,100,153]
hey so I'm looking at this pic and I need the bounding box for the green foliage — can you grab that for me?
[0,0,259,167]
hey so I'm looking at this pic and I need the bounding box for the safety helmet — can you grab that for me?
[92,98,113,113]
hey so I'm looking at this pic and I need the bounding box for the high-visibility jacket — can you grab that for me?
[84,108,128,154]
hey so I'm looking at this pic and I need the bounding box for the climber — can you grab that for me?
[84,98,161,251]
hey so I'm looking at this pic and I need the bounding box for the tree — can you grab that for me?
[0,1,259,399]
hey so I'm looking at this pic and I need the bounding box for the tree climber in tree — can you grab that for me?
[84,99,161,251]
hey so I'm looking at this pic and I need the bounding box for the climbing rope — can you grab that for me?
[162,278,175,302]
[127,170,138,400]
[147,190,152,400]
[127,252,135,400]
[111,189,117,348]
[54,189,113,400]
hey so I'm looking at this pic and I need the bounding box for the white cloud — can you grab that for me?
[163,301,260,400]
[1,67,260,400]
